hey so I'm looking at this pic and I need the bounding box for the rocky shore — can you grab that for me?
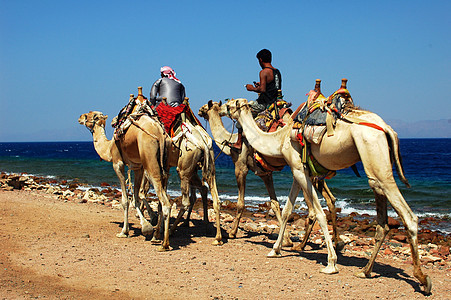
[1,172,450,272]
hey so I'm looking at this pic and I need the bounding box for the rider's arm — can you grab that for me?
[246,69,268,93]
[149,79,162,106]
[180,84,186,102]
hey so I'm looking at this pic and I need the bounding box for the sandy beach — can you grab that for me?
[0,173,450,299]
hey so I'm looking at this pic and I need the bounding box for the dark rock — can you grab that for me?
[393,234,407,243]
[388,217,400,229]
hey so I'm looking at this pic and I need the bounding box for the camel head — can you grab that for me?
[224,98,249,120]
[198,100,227,120]
[78,111,108,132]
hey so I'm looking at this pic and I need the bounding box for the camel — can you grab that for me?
[78,107,173,251]
[80,88,223,248]
[162,99,223,245]
[198,100,342,250]
[224,80,431,294]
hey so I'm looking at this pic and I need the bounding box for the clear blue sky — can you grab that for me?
[1,0,450,141]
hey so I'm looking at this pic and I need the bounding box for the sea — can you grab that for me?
[1,139,450,234]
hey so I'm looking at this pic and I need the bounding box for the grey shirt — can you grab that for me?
[149,77,186,107]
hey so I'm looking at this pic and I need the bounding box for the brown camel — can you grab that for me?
[78,109,173,251]
[224,80,431,294]
[198,100,342,250]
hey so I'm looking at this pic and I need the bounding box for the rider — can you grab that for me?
[245,49,282,115]
[233,49,282,149]
[149,66,186,107]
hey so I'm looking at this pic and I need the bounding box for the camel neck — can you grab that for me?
[92,124,113,162]
[237,106,290,158]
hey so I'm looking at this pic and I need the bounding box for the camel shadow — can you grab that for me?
[111,218,229,250]
[247,236,423,294]
[294,250,423,293]
[166,219,229,250]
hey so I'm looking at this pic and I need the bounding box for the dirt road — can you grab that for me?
[1,190,449,299]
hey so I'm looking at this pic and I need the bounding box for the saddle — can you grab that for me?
[255,100,293,132]
[112,87,159,140]
[252,100,292,173]
[290,79,355,179]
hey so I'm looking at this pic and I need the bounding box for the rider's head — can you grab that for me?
[160,66,175,78]
[256,49,272,63]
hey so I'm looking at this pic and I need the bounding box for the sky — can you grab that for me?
[0,0,450,142]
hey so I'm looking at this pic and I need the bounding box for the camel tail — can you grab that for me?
[385,126,410,188]
[195,124,215,186]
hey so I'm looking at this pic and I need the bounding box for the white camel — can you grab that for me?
[199,100,342,250]
[224,81,431,294]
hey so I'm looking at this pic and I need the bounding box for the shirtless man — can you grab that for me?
[245,49,282,115]
[233,49,282,149]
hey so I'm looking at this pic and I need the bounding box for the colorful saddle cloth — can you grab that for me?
[255,100,292,132]
[156,101,204,137]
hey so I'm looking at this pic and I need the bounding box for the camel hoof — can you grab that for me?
[291,244,304,252]
[116,232,128,238]
[228,232,237,239]
[282,239,294,248]
[422,275,432,295]
[141,223,153,236]
[354,270,370,278]
[211,240,223,246]
[320,265,339,275]
[151,238,162,245]
[267,250,282,258]
[157,245,171,252]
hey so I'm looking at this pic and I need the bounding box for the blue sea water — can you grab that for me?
[0,139,450,233]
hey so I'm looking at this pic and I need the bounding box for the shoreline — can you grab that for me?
[1,171,451,298]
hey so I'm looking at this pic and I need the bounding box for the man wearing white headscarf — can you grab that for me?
[149,66,186,107]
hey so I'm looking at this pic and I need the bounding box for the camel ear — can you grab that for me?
[208,100,213,109]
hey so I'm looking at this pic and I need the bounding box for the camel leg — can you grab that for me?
[229,155,248,239]
[381,182,431,293]
[151,179,171,251]
[139,177,158,225]
[292,188,316,252]
[181,186,197,227]
[284,162,338,274]
[261,174,293,247]
[113,161,131,238]
[207,168,223,245]
[131,168,153,237]
[169,175,190,235]
[355,136,431,293]
[306,177,338,274]
[319,180,343,251]
[355,191,389,278]
[201,184,209,225]
[183,174,209,230]
[151,202,163,244]
[267,180,301,257]
[292,180,342,252]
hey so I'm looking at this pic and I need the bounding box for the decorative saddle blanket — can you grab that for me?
[255,100,292,132]
[156,101,204,138]
[293,92,351,126]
